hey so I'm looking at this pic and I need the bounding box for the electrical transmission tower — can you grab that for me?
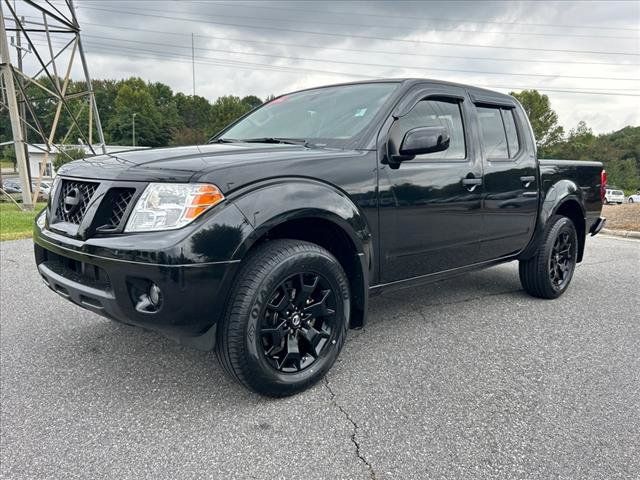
[0,0,106,209]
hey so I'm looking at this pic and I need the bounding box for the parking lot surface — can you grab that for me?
[1,235,638,479]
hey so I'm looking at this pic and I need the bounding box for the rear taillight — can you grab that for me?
[600,169,607,202]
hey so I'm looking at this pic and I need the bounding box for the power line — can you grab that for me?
[35,37,640,97]
[183,0,640,33]
[77,5,640,57]
[81,33,640,83]
[62,19,640,68]
[74,0,638,40]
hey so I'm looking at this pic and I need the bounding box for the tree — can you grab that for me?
[106,78,168,147]
[1,145,16,172]
[241,95,263,109]
[208,95,255,137]
[54,147,85,170]
[607,158,640,191]
[510,90,564,155]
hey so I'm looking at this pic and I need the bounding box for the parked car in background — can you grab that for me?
[627,191,640,203]
[605,189,624,204]
[1,179,22,194]
[32,181,51,198]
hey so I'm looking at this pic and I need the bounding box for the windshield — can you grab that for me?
[215,82,398,146]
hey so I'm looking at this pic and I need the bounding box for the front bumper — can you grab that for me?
[34,227,240,350]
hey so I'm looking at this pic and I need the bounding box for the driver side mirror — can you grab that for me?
[399,126,450,157]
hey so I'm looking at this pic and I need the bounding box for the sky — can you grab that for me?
[6,0,640,134]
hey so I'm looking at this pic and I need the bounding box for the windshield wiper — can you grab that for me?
[239,137,313,147]
[212,137,239,143]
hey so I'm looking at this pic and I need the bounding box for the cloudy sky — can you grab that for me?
[8,0,640,134]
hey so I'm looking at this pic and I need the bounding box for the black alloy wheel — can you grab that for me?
[519,215,578,299]
[261,272,336,373]
[216,239,350,397]
[548,230,575,290]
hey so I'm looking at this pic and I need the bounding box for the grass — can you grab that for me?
[0,160,16,170]
[0,203,47,241]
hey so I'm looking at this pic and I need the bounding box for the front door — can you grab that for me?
[378,86,485,284]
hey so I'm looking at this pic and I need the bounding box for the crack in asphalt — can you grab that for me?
[324,376,377,480]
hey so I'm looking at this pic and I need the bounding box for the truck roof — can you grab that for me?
[280,78,516,103]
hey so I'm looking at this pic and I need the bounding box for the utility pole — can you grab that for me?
[10,15,31,183]
[132,112,137,147]
[69,0,107,154]
[191,33,195,96]
[0,3,33,208]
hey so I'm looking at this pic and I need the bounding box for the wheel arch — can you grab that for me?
[519,179,587,262]
[553,198,586,262]
[230,179,372,328]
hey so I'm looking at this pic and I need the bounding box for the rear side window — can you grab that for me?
[396,99,466,160]
[502,109,520,156]
[477,106,520,159]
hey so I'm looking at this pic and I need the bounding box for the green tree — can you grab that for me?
[241,95,263,109]
[54,146,85,170]
[607,158,640,191]
[208,95,255,137]
[1,145,16,171]
[510,90,564,155]
[106,78,168,147]
[172,93,214,145]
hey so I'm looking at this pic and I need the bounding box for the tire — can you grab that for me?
[629,198,634,203]
[519,215,578,299]
[215,239,350,397]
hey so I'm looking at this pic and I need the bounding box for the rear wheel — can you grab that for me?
[216,239,350,397]
[629,198,634,203]
[519,215,578,299]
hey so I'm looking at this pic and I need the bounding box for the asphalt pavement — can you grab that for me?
[1,235,638,479]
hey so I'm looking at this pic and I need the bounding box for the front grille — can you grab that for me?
[93,188,136,231]
[55,180,99,224]
[108,189,135,229]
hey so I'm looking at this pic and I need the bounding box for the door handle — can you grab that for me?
[462,177,482,192]
[520,176,536,188]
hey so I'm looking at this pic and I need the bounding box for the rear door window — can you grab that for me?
[501,109,520,157]
[477,106,509,159]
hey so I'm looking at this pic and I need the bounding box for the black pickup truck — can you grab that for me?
[34,79,606,396]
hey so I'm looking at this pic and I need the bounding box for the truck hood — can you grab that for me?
[58,143,351,185]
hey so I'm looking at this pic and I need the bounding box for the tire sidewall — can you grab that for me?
[241,250,350,393]
[544,217,578,297]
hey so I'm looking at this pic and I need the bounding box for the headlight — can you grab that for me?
[36,209,46,228]
[50,176,61,200]
[124,183,224,232]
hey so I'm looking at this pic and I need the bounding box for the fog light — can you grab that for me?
[149,283,161,306]
[135,283,162,313]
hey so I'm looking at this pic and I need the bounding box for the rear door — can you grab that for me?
[472,97,538,260]
[378,84,485,283]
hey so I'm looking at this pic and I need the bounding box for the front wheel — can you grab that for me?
[216,239,350,397]
[629,198,634,203]
[519,215,578,299]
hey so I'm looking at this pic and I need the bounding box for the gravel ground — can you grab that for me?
[602,203,640,231]
[1,235,639,479]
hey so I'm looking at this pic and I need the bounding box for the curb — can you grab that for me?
[601,228,640,239]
